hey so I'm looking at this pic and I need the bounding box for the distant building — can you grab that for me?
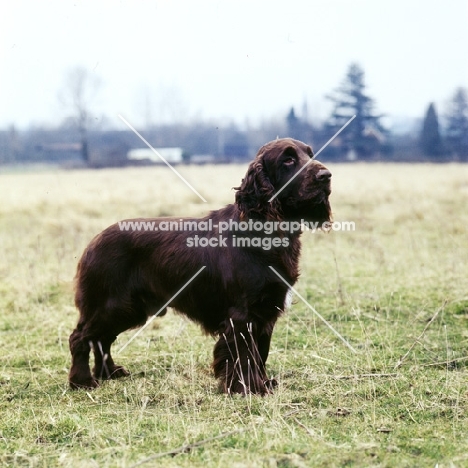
[127,147,184,164]
[190,154,217,164]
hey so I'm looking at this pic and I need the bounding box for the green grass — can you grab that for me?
[0,163,467,467]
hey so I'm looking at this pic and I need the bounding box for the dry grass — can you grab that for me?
[0,162,467,467]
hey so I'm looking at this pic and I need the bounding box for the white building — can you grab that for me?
[127,147,183,164]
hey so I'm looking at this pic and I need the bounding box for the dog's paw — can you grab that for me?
[69,377,99,391]
[93,364,130,380]
[264,378,278,391]
[108,365,130,379]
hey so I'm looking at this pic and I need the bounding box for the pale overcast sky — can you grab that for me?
[1,0,467,130]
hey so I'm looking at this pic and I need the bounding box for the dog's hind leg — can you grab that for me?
[89,301,150,382]
[91,289,169,382]
[69,321,99,389]
[91,335,130,381]
[69,300,146,389]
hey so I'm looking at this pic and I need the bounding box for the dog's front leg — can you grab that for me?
[212,316,271,395]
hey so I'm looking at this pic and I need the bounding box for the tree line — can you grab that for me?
[421,89,468,161]
[0,63,467,165]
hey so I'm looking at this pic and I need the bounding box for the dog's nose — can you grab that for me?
[316,169,332,181]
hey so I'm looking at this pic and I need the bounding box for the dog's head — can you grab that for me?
[235,138,332,224]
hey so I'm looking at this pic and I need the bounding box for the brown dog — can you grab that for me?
[69,138,332,394]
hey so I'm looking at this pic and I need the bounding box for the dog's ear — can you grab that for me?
[235,152,282,221]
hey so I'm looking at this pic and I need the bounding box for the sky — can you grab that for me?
[0,0,467,131]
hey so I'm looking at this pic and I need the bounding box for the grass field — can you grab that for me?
[0,162,467,467]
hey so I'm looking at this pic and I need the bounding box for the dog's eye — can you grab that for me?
[283,158,295,166]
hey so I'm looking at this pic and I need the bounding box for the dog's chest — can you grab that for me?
[284,288,293,309]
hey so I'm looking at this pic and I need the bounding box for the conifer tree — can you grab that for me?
[445,88,468,161]
[420,103,444,159]
[326,63,386,159]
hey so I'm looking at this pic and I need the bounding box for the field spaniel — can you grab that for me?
[69,138,332,394]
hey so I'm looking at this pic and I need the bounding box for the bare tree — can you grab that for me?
[156,83,188,125]
[59,66,101,163]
